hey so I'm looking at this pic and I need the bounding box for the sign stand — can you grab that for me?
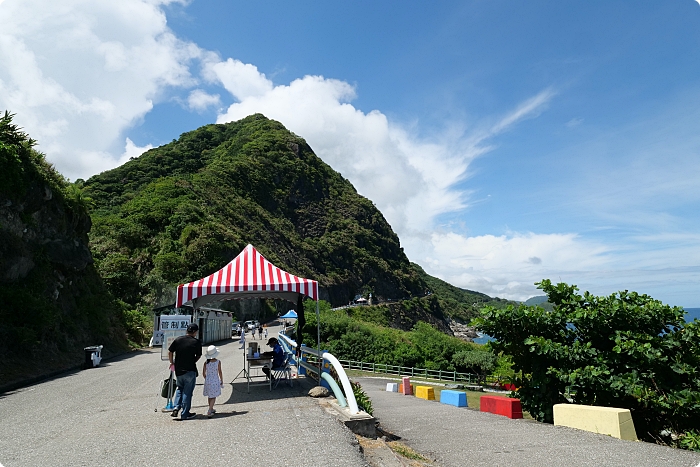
[230,349,249,387]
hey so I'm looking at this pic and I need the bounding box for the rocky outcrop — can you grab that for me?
[447,317,479,342]
[1,184,93,284]
[0,113,128,389]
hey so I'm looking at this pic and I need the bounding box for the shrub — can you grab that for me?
[474,279,700,444]
[350,380,373,415]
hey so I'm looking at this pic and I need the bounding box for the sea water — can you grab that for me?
[685,308,700,322]
[473,307,700,345]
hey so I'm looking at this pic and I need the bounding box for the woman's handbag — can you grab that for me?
[161,376,177,398]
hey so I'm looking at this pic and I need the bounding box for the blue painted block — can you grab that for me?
[440,390,467,407]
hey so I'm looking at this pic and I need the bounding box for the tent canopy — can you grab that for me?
[279,310,298,319]
[176,244,319,308]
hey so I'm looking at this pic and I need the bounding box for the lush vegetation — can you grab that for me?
[302,300,495,374]
[475,279,700,445]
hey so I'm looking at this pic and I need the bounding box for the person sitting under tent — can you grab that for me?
[261,337,285,381]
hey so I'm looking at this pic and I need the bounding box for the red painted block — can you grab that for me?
[500,383,518,392]
[400,377,413,395]
[480,395,523,419]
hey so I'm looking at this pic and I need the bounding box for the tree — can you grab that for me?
[474,279,700,443]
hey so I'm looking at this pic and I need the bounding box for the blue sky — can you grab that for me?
[1,0,699,306]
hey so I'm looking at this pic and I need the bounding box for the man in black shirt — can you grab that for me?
[168,323,202,420]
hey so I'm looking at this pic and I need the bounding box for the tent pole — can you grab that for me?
[316,299,321,377]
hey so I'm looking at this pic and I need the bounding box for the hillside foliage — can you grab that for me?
[302,300,494,374]
[84,114,425,310]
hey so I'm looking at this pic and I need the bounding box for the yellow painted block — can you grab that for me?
[415,386,435,400]
[553,404,637,441]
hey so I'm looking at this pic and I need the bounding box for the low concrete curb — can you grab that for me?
[321,399,377,438]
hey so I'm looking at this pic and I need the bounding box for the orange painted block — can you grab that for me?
[415,386,435,400]
[480,395,523,419]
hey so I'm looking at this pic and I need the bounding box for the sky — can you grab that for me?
[1,0,700,306]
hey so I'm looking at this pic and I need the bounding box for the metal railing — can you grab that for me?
[336,359,501,387]
[276,332,504,390]
[276,332,361,413]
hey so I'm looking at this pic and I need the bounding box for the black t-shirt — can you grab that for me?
[168,335,202,376]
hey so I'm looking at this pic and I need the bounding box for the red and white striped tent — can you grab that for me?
[176,244,319,308]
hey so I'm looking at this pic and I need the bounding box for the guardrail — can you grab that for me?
[335,359,500,387]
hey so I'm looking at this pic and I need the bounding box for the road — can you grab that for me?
[357,376,700,467]
[0,325,367,467]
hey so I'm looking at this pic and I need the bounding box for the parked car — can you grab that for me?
[244,320,256,331]
[231,322,242,336]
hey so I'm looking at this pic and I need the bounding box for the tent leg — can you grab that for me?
[316,300,321,372]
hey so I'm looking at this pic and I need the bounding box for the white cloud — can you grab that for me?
[119,137,153,165]
[489,88,555,135]
[210,64,555,237]
[187,89,220,112]
[204,58,273,101]
[0,0,202,180]
[411,231,610,300]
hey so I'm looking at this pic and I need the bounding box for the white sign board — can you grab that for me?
[160,315,192,332]
[151,331,164,346]
[161,330,186,361]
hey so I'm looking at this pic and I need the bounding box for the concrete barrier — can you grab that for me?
[401,376,413,395]
[386,383,398,392]
[480,395,523,419]
[553,404,638,441]
[415,386,435,400]
[440,390,467,407]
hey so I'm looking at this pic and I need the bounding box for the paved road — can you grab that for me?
[0,325,368,467]
[357,377,700,467]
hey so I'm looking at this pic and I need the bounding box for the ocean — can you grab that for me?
[685,308,700,322]
[473,307,700,345]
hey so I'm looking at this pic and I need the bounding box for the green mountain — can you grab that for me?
[524,295,553,311]
[84,114,425,310]
[0,112,129,388]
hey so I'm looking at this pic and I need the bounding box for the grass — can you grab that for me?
[387,441,432,463]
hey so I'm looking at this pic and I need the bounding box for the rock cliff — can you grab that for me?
[0,112,128,389]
